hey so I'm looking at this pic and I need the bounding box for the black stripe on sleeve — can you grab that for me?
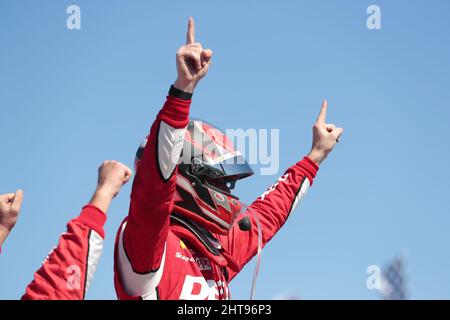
[288,176,307,215]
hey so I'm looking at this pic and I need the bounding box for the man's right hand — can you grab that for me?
[173,17,213,93]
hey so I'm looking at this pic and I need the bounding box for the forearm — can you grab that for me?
[129,86,191,224]
[252,157,318,236]
[89,188,114,214]
[307,150,325,166]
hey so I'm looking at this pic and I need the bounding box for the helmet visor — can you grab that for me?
[210,154,254,180]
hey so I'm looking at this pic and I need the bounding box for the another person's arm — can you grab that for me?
[22,161,132,300]
[0,190,23,252]
[219,100,344,280]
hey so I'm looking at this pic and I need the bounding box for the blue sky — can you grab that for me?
[1,0,450,299]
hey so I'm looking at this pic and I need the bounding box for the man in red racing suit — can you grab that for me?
[113,18,344,300]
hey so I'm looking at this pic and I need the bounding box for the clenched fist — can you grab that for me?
[90,160,132,214]
[173,17,213,93]
[96,160,132,198]
[307,100,344,165]
[0,190,23,232]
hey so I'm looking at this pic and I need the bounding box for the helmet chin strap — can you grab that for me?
[170,213,221,256]
[238,205,263,300]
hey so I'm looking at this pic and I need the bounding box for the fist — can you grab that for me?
[97,160,132,198]
[0,190,24,231]
[173,17,213,93]
[308,100,344,165]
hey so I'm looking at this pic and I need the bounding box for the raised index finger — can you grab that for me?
[316,99,328,124]
[186,17,195,44]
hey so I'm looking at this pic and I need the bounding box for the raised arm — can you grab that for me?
[119,18,212,277]
[220,100,344,280]
[22,161,131,300]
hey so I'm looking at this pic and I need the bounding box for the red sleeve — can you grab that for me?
[21,205,106,300]
[122,95,191,273]
[218,157,319,280]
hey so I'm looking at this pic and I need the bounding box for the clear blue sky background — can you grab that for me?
[1,0,449,300]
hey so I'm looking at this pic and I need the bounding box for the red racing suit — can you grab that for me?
[113,90,319,300]
[22,205,106,300]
